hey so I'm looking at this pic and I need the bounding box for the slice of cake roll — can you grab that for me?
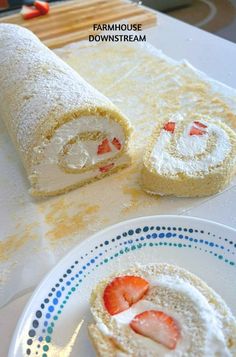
[141,117,236,197]
[89,264,236,356]
[0,24,131,196]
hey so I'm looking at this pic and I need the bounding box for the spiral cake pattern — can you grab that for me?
[141,117,236,197]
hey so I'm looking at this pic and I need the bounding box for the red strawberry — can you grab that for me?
[189,126,206,136]
[97,138,111,155]
[112,137,122,151]
[34,0,49,14]
[193,121,207,129]
[130,310,180,350]
[163,122,175,133]
[99,163,114,173]
[21,5,41,19]
[103,276,149,316]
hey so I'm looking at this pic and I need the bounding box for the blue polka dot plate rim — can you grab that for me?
[9,215,236,357]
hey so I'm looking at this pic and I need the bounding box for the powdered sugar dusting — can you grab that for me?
[150,120,232,176]
[0,24,130,159]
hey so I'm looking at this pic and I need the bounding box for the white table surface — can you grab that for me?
[1,10,236,357]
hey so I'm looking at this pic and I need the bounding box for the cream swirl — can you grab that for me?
[30,115,127,193]
[150,119,231,176]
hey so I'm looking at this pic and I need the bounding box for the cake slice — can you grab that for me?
[88,264,236,356]
[141,117,236,197]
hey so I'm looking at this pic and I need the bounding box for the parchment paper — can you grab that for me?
[1,40,236,307]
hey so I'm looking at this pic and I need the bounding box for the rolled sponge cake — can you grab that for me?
[141,117,236,197]
[0,24,131,196]
[89,263,236,356]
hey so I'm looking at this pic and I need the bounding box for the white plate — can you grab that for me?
[9,215,236,357]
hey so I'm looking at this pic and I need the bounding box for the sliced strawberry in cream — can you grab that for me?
[193,121,207,129]
[163,122,176,133]
[103,276,149,316]
[112,137,122,151]
[99,163,114,173]
[97,138,112,155]
[190,120,208,135]
[189,127,206,136]
[130,310,180,350]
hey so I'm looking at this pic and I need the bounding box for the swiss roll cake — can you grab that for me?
[141,116,236,197]
[0,24,131,196]
[89,264,236,356]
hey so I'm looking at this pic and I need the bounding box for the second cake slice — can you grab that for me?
[141,116,236,197]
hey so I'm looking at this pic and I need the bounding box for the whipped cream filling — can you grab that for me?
[150,121,231,176]
[97,275,231,356]
[31,115,126,192]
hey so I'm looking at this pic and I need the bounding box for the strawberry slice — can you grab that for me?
[130,310,180,350]
[21,5,41,19]
[193,121,207,129]
[99,163,114,173]
[163,122,175,133]
[97,138,111,155]
[34,0,49,14]
[112,137,122,151]
[189,126,206,136]
[103,276,149,316]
